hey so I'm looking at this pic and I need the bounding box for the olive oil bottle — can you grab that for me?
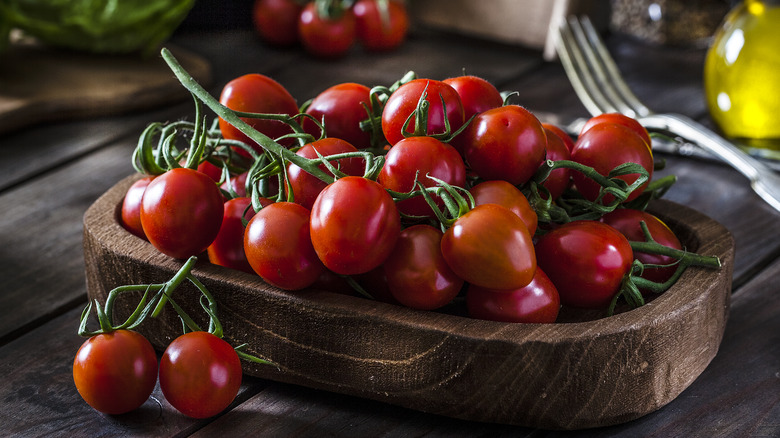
[704,0,780,156]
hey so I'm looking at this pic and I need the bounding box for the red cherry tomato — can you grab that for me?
[541,126,572,200]
[535,220,634,309]
[220,171,249,199]
[287,137,366,210]
[218,73,299,157]
[353,0,409,51]
[302,82,373,149]
[298,2,356,58]
[442,75,503,121]
[466,268,560,323]
[73,330,158,415]
[542,123,575,152]
[462,105,547,185]
[580,113,652,151]
[159,331,242,419]
[196,160,223,182]
[441,203,536,290]
[571,123,654,204]
[381,79,465,146]
[208,197,268,274]
[378,136,466,217]
[383,225,464,310]
[600,209,682,284]
[140,168,224,259]
[244,202,326,290]
[120,176,153,239]
[468,180,538,235]
[252,0,303,46]
[310,176,401,275]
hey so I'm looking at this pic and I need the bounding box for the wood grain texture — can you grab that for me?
[83,175,735,430]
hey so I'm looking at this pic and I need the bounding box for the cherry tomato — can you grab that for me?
[580,113,652,151]
[310,176,401,275]
[442,75,503,121]
[542,123,576,152]
[298,2,356,58]
[468,180,538,235]
[541,126,572,200]
[466,268,560,323]
[378,136,466,217]
[381,79,465,146]
[383,225,464,310]
[73,330,157,415]
[287,137,366,210]
[196,160,223,183]
[218,73,299,157]
[244,202,325,290]
[353,0,409,51]
[159,331,242,419]
[208,197,267,274]
[462,105,547,185]
[120,176,153,239]
[535,220,634,309]
[252,0,303,46]
[140,168,224,259]
[220,171,249,199]
[441,203,536,290]
[571,123,654,204]
[600,209,682,284]
[302,82,373,149]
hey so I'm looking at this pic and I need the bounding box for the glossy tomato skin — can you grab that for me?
[121,176,153,239]
[244,202,325,290]
[310,176,401,275]
[252,0,303,46]
[468,180,538,235]
[208,197,266,274]
[542,123,576,152]
[73,330,158,415]
[220,171,250,199]
[535,220,634,309]
[378,136,466,217]
[600,209,682,284]
[441,204,536,290]
[159,332,242,419]
[571,123,653,204]
[466,268,560,323]
[381,79,464,146]
[218,73,299,156]
[302,83,372,149]
[287,137,366,210]
[140,168,224,260]
[580,113,652,151]
[541,126,572,200]
[462,105,547,185]
[298,3,356,58]
[383,225,464,310]
[442,75,503,121]
[353,0,409,51]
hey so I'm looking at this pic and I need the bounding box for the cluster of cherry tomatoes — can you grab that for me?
[120,63,701,327]
[252,0,409,58]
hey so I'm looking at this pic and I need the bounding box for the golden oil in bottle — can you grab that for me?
[704,0,780,156]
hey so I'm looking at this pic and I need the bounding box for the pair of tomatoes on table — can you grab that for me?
[121,68,684,327]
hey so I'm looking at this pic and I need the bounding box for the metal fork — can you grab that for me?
[555,15,780,214]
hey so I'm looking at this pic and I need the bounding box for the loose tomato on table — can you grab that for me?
[159,331,243,419]
[298,2,356,58]
[353,0,409,51]
[120,176,153,239]
[140,167,224,260]
[535,220,634,309]
[73,330,158,415]
[468,180,538,235]
[466,268,560,323]
[252,0,304,46]
[302,82,373,149]
[383,224,464,310]
[310,176,401,275]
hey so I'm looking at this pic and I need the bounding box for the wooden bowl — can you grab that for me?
[83,175,734,430]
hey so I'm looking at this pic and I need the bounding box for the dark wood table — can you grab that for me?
[2,19,779,438]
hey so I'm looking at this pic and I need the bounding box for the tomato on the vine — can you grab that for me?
[121,176,153,239]
[461,104,547,185]
[381,78,464,145]
[302,82,373,149]
[73,330,158,415]
[353,0,409,51]
[580,113,652,151]
[378,136,466,217]
[442,75,503,121]
[159,331,242,419]
[140,167,224,260]
[310,176,401,275]
[208,197,267,274]
[252,0,303,46]
[441,203,536,290]
[244,202,325,290]
[535,220,634,309]
[298,2,356,58]
[468,180,538,235]
[383,225,464,310]
[540,126,572,200]
[466,268,560,323]
[542,122,575,152]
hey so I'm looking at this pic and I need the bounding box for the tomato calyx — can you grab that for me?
[397,84,473,143]
[359,70,417,150]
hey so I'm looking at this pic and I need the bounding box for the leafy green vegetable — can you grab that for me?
[0,0,195,55]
